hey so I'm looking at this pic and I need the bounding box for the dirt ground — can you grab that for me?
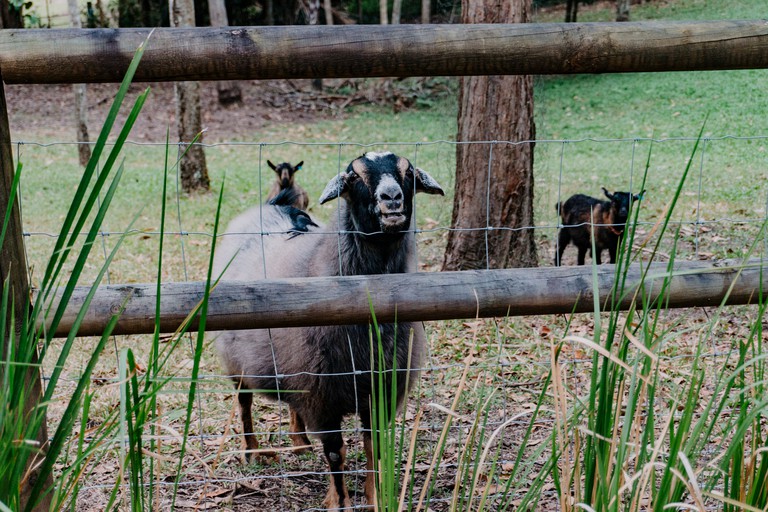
[4,79,351,142]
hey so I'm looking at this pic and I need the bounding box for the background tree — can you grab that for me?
[68,0,91,169]
[0,0,23,27]
[565,0,577,22]
[442,0,536,271]
[208,0,242,105]
[616,0,630,21]
[421,0,429,23]
[169,0,210,193]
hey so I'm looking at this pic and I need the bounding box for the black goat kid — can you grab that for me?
[213,152,444,510]
[554,187,644,266]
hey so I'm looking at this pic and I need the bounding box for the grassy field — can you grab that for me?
[3,0,768,510]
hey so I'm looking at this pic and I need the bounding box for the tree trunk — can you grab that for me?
[323,0,333,25]
[442,0,536,271]
[565,0,578,22]
[209,0,242,105]
[169,0,210,193]
[379,0,388,24]
[68,0,92,168]
[616,0,630,21]
[421,0,430,24]
[0,0,24,28]
[391,0,401,24]
[307,0,323,90]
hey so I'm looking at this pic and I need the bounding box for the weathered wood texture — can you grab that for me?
[1,21,768,84]
[42,260,768,338]
[0,73,53,512]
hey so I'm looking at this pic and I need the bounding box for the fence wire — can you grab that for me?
[12,134,768,511]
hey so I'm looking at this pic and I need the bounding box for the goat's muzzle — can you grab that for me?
[377,200,406,230]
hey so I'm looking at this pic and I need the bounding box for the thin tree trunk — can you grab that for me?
[323,0,333,25]
[169,0,210,193]
[307,0,323,90]
[565,0,578,22]
[391,0,401,24]
[209,0,242,105]
[379,0,388,24]
[265,0,274,25]
[442,0,537,271]
[421,0,430,24]
[616,0,630,21]
[68,0,91,167]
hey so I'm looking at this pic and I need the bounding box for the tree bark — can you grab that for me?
[208,0,242,105]
[169,0,210,193]
[565,0,578,22]
[421,0,430,24]
[323,0,333,25]
[391,0,401,24]
[68,0,92,167]
[0,71,53,512]
[0,0,23,28]
[616,0,630,21]
[442,0,536,271]
[379,0,388,24]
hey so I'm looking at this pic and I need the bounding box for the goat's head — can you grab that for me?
[268,160,304,189]
[602,187,645,224]
[319,152,444,234]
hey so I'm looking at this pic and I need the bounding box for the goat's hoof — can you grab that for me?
[291,444,313,456]
[323,488,352,511]
[243,450,280,465]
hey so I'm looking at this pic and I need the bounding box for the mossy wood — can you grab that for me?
[1,21,768,84]
[42,259,768,337]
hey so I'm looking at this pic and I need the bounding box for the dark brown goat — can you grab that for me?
[212,151,444,510]
[266,159,309,210]
[554,187,644,266]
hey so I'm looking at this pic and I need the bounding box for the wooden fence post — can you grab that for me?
[0,70,53,511]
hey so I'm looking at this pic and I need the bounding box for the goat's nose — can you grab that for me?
[380,190,403,202]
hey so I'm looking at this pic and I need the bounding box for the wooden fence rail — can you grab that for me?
[1,20,768,84]
[42,259,768,337]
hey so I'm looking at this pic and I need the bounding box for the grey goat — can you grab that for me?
[213,151,444,510]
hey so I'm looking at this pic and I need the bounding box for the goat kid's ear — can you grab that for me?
[633,189,647,201]
[295,161,304,171]
[318,173,349,204]
[414,168,445,196]
[267,160,277,171]
[602,187,614,200]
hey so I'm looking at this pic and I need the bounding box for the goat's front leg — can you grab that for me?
[320,427,352,510]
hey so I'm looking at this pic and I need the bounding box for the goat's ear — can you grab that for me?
[415,168,445,196]
[295,161,304,171]
[602,187,614,200]
[319,173,348,204]
[267,160,277,171]
[633,189,646,201]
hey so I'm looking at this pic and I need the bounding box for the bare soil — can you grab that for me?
[5,79,352,142]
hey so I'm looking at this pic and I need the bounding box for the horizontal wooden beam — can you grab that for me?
[42,260,767,337]
[1,21,768,84]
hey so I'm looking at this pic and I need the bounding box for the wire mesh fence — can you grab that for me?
[13,133,768,510]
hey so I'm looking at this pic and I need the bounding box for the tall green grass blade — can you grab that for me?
[171,172,224,506]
